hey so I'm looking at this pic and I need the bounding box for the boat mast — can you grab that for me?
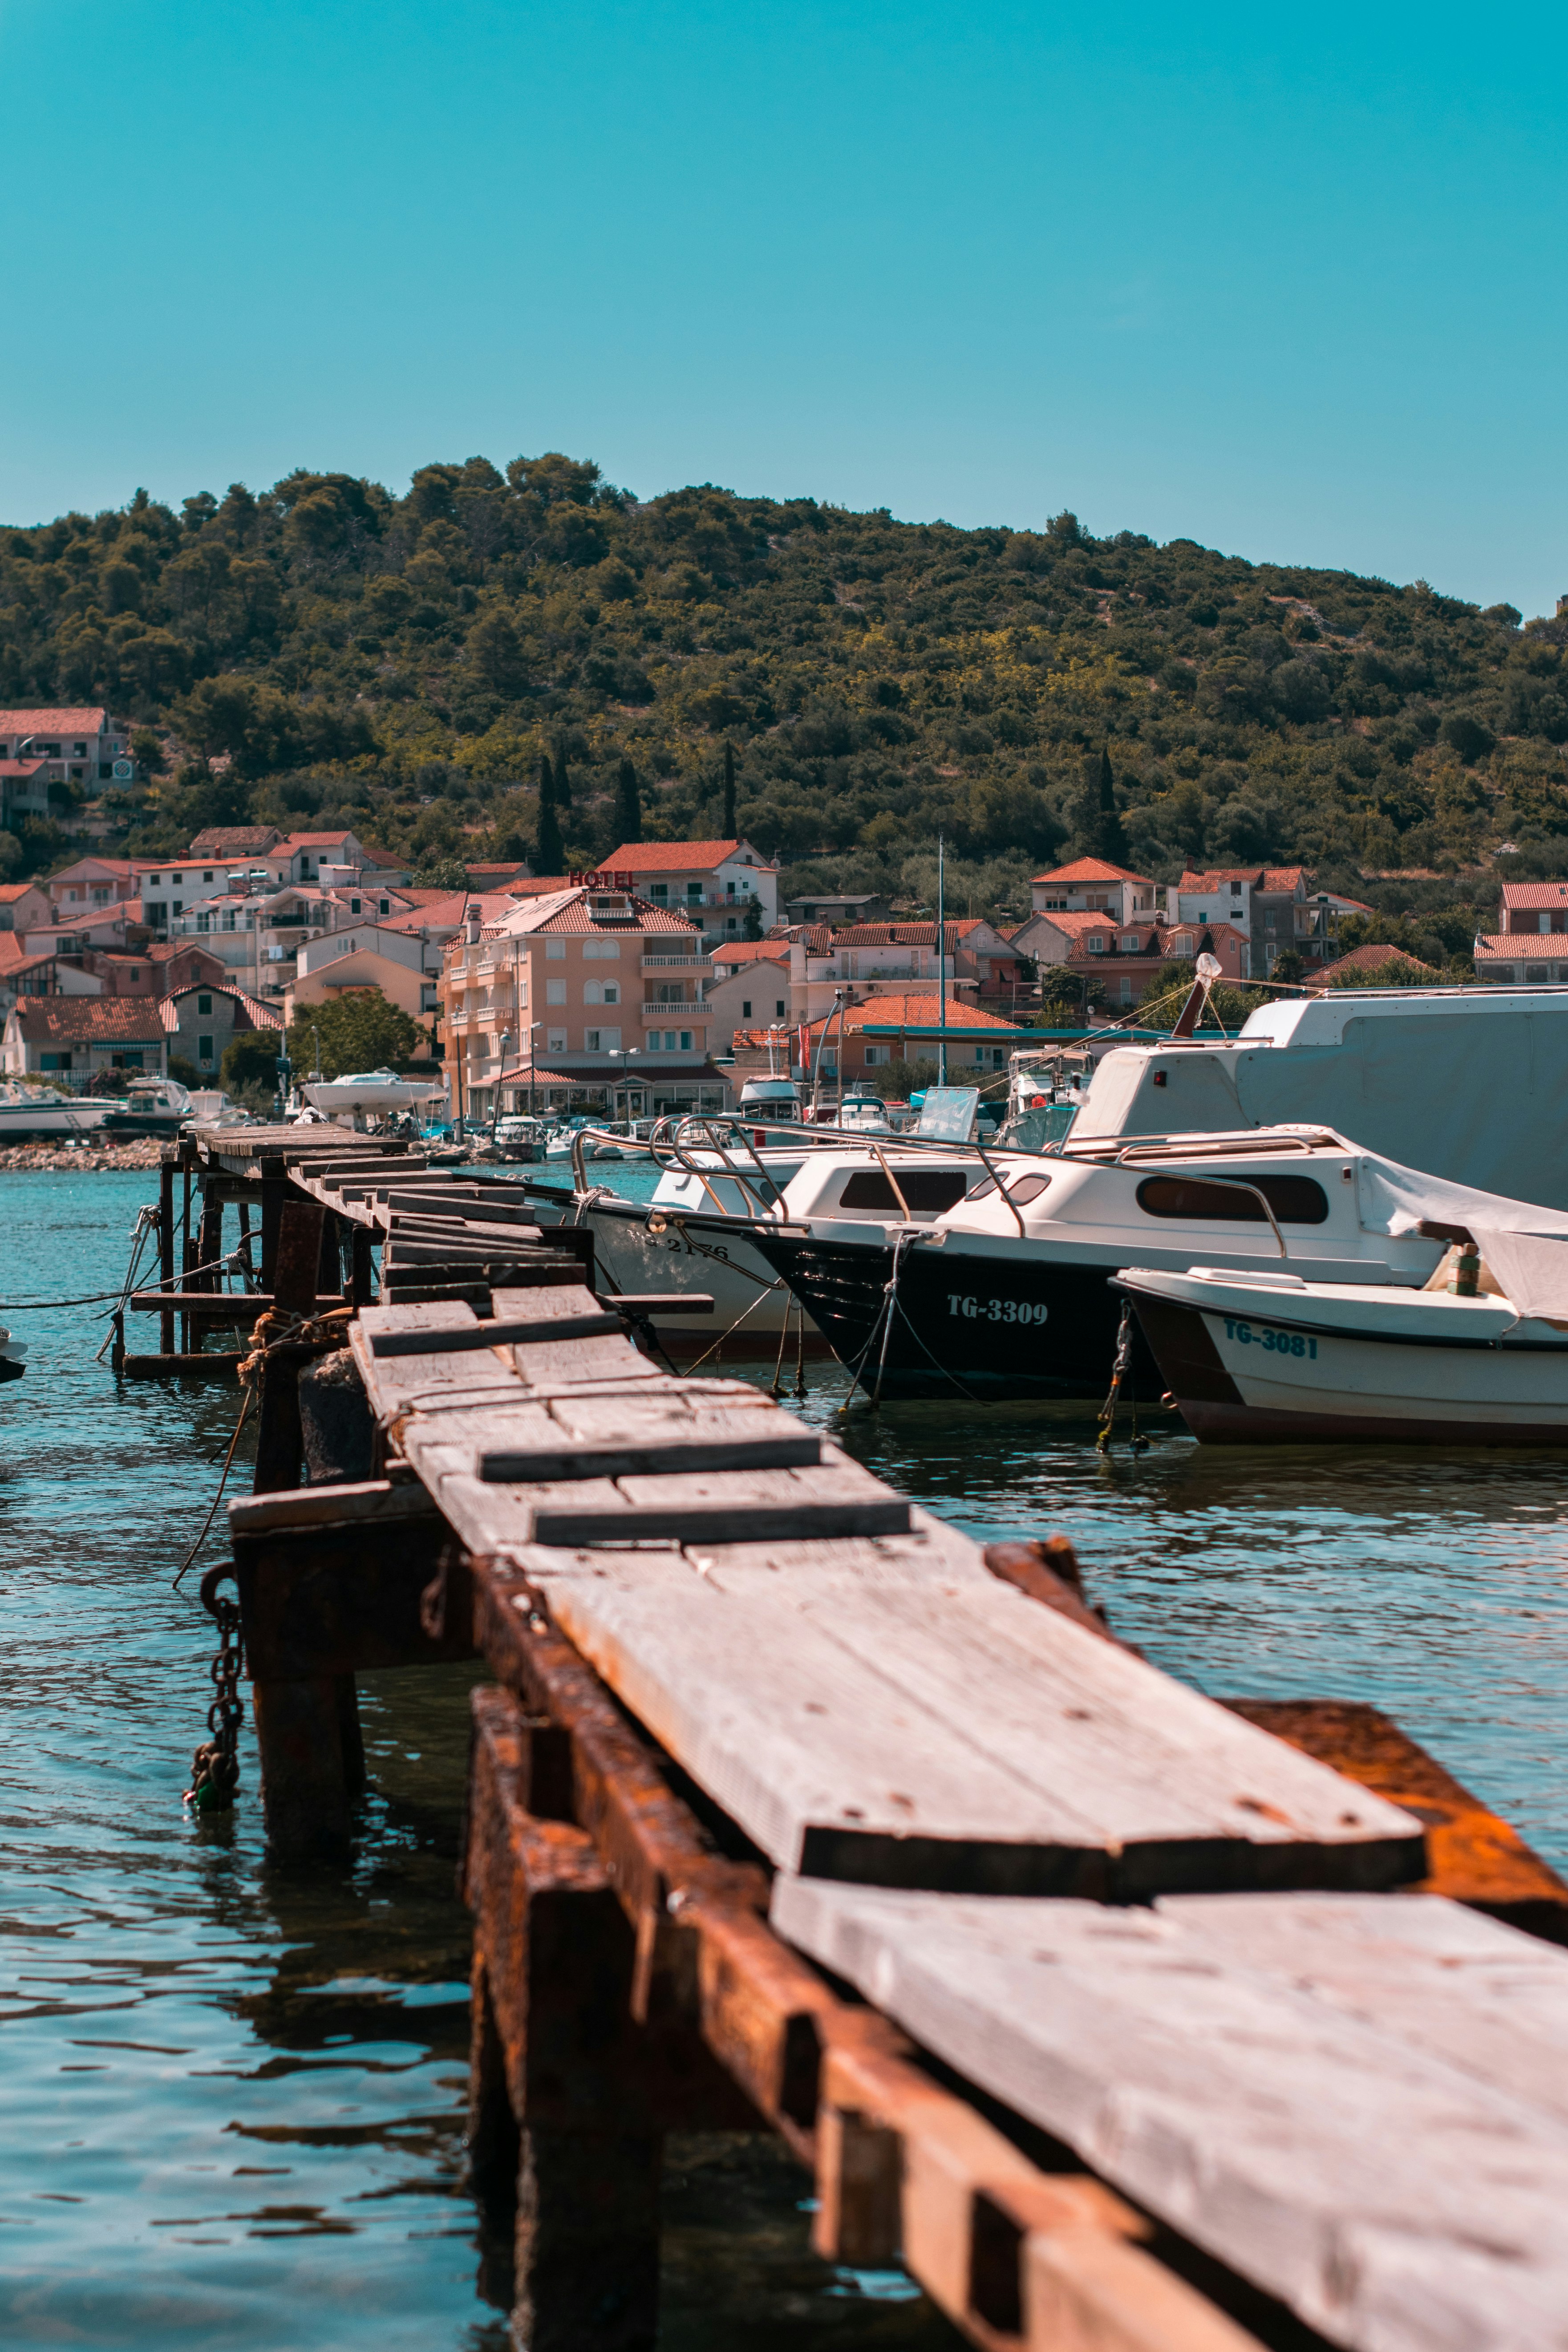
[937,833,948,1087]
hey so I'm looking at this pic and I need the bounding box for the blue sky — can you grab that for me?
[5,1,1564,612]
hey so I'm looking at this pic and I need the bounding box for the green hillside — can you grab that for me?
[4,455,1566,941]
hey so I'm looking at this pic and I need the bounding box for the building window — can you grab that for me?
[39,1052,72,1071]
[546,940,566,959]
[547,1028,567,1052]
[741,999,752,1018]
[680,1030,692,1052]
[197,993,212,1014]
[775,999,785,1016]
[1088,935,1106,953]
[546,979,567,1005]
[649,882,668,902]
[863,1044,886,1065]
[198,1034,215,1063]
[584,1029,601,1051]
[602,983,618,1005]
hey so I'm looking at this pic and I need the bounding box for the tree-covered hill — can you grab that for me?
[4,454,1566,931]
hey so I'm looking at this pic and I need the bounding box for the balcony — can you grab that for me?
[641,954,711,972]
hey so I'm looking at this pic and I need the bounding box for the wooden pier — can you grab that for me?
[190,1127,1568,2351]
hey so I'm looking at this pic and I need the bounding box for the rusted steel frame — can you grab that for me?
[465,1633,1260,2352]
[1227,1695,1568,1942]
[985,1539,1568,1941]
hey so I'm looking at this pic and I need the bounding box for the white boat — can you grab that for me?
[301,1069,447,1115]
[1069,981,1568,1212]
[534,1141,999,1354]
[0,1325,26,1384]
[1118,1265,1568,1445]
[746,1126,1464,1401]
[0,1085,112,1144]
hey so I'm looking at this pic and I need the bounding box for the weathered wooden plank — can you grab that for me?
[438,1453,908,1551]
[490,1281,656,1387]
[475,1400,817,1484]
[770,1879,1568,2352]
[698,1561,1419,1892]
[500,1546,1420,1894]
[350,1300,527,1410]
[370,1312,624,1358]
[228,1478,440,1537]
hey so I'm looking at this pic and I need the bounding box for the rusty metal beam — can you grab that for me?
[465,1578,1268,2352]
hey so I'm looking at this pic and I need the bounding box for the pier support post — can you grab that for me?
[467,1687,664,2352]
[252,1200,325,1495]
[350,1224,374,1307]
[158,1155,176,1358]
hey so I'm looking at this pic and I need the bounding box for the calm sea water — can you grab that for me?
[4,1161,1566,2349]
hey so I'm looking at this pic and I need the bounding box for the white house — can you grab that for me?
[1029,858,1159,923]
[2,995,168,1079]
[602,839,780,942]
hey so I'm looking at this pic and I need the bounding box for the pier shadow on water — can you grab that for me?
[6,1169,1568,2345]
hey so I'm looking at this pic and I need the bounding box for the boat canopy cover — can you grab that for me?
[1357,1155,1568,1321]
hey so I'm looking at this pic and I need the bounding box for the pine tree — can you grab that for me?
[722,740,736,835]
[615,757,641,844]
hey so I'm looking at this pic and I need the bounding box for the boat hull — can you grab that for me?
[749,1229,1162,1401]
[1124,1284,1568,1444]
[530,1191,827,1354]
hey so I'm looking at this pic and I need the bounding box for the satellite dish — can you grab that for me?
[111,758,134,781]
[1195,952,1222,981]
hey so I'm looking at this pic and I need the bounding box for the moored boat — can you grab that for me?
[1118,1262,1568,1444]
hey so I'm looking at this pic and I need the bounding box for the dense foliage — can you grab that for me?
[5,455,1567,937]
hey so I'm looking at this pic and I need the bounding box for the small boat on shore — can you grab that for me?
[1118,1262,1568,1445]
[0,1085,111,1144]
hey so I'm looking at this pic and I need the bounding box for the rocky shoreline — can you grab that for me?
[0,1141,167,1173]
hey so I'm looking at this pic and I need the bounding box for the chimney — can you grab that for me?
[465,908,481,945]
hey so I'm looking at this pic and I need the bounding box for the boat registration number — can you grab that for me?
[947,1294,1049,1325]
[1222,1318,1318,1359]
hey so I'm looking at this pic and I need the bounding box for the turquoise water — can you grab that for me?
[3,1163,1567,2349]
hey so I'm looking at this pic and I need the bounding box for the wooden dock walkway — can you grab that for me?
[191,1128,1568,2351]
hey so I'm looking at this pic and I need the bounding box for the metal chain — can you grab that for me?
[184,1565,245,1813]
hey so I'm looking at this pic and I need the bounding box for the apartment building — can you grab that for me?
[0,708,134,828]
[1474,880,1568,980]
[1,996,169,1079]
[1166,867,1368,973]
[439,883,728,1121]
[603,839,780,942]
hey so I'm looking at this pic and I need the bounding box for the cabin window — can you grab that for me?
[1136,1174,1329,1224]
[967,1172,1053,1206]
[839,1169,969,1212]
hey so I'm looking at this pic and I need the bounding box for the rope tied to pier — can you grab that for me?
[236,1302,355,1386]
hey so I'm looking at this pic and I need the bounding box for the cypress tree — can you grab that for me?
[536,754,565,874]
[722,740,736,836]
[1094,744,1130,865]
[553,744,572,807]
[615,757,641,844]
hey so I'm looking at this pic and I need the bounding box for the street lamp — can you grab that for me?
[493,1030,511,1136]
[607,1045,640,1129]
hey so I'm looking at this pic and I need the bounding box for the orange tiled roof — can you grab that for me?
[0,707,111,733]
[12,997,167,1042]
[603,839,775,872]
[1031,857,1155,887]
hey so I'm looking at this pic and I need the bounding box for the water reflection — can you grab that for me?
[0,1172,962,2350]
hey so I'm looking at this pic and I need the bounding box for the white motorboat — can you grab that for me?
[746,1126,1464,1401]
[533,1141,1000,1354]
[1118,1265,1568,1445]
[0,1085,112,1144]
[301,1070,447,1116]
[0,1324,26,1384]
